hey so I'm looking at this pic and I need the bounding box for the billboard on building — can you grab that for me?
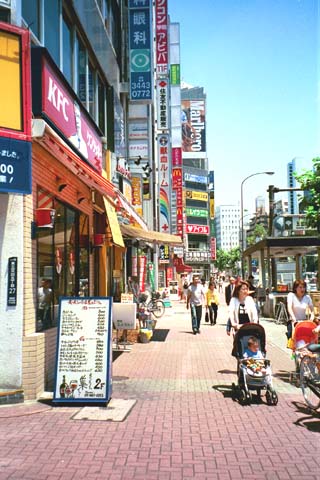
[155,0,168,75]
[128,0,153,102]
[0,22,32,194]
[181,99,206,154]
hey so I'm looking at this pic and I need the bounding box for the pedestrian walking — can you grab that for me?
[225,276,235,335]
[186,275,206,334]
[206,281,219,325]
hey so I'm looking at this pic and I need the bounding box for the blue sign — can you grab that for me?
[129,1,152,102]
[0,137,32,194]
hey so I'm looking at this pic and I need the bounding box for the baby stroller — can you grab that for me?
[231,323,278,405]
[289,321,318,386]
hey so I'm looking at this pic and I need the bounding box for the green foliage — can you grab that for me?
[246,224,267,246]
[295,157,320,231]
[214,247,240,273]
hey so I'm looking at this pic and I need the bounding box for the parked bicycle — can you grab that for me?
[138,291,165,319]
[299,343,320,410]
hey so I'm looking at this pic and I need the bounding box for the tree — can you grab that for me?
[246,224,267,246]
[295,157,320,231]
[214,247,240,273]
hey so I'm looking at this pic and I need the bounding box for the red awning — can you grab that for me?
[176,264,193,273]
[33,119,116,199]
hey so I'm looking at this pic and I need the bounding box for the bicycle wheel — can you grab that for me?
[148,300,165,318]
[300,356,320,410]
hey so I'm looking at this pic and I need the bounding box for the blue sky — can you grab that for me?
[169,0,319,212]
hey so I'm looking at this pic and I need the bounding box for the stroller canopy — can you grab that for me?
[232,323,266,358]
[292,321,318,347]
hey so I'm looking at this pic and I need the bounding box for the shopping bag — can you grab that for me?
[205,310,209,323]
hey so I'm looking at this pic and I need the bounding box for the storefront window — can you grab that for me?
[36,189,90,331]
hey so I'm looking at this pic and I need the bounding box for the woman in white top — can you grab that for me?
[229,281,258,331]
[286,279,314,339]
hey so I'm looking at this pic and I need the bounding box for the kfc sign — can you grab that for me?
[32,49,102,172]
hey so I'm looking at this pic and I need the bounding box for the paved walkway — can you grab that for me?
[0,300,319,479]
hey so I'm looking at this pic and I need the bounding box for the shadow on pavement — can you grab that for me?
[273,369,293,385]
[218,369,237,375]
[212,384,234,398]
[152,329,170,342]
[292,401,320,432]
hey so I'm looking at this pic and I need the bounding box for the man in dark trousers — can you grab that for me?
[225,276,235,335]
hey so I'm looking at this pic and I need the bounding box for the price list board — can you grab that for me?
[54,297,112,404]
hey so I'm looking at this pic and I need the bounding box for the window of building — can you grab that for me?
[62,13,73,85]
[22,0,41,38]
[88,61,96,118]
[44,0,60,64]
[76,35,87,105]
[97,75,106,132]
[0,7,10,22]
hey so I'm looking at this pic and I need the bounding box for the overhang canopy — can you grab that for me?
[176,264,193,273]
[116,190,148,230]
[243,236,320,259]
[120,224,183,246]
[32,119,116,199]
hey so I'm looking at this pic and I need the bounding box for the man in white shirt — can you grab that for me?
[186,275,205,334]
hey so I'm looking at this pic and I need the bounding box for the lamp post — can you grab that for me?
[241,171,274,279]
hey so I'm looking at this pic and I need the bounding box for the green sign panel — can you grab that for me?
[186,207,208,217]
[170,64,180,85]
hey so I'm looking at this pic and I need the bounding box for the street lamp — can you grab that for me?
[240,171,274,278]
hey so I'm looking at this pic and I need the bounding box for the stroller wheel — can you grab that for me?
[271,391,278,405]
[231,383,237,400]
[239,388,248,405]
[266,390,272,405]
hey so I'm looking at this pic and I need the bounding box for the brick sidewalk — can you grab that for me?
[0,301,319,479]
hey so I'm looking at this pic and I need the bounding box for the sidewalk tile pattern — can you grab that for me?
[0,300,319,479]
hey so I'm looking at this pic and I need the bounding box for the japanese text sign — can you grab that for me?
[129,0,153,101]
[0,137,31,194]
[54,297,112,404]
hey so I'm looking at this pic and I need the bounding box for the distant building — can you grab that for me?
[215,205,240,252]
[255,196,265,215]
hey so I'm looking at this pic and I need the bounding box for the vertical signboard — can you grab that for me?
[155,0,168,75]
[54,297,112,404]
[128,0,152,102]
[7,257,17,306]
[156,78,169,130]
[181,99,206,154]
[158,134,170,233]
[210,237,216,261]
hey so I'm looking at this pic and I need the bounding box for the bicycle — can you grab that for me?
[274,301,289,325]
[137,291,165,319]
[299,343,320,410]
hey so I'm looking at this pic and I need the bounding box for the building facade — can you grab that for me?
[215,205,240,252]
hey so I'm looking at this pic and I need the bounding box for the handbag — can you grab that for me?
[205,309,209,323]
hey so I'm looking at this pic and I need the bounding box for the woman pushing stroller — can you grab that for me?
[229,280,258,332]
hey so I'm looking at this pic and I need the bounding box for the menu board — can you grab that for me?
[53,297,112,404]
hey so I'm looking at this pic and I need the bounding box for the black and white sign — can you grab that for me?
[54,297,112,404]
[7,257,17,306]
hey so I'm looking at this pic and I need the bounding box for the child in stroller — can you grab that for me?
[231,323,278,405]
[288,320,319,385]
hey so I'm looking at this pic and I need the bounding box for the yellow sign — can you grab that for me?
[0,30,22,130]
[186,190,208,201]
[210,198,215,219]
[103,197,125,248]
